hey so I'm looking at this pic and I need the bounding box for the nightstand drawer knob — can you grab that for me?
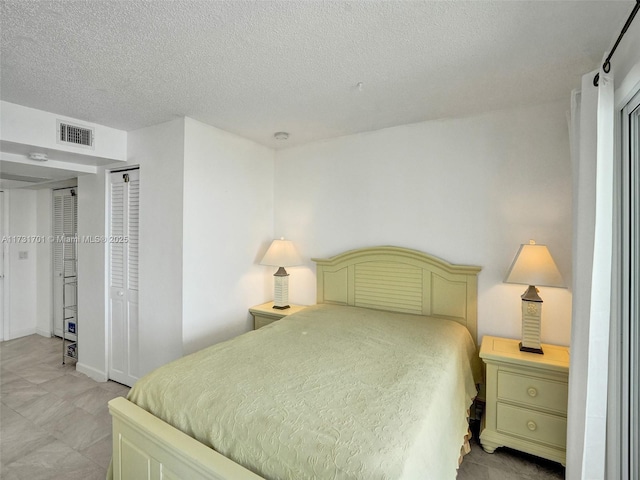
[527,387,538,397]
[527,420,537,431]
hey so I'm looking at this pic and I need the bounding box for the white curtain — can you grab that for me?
[566,63,615,480]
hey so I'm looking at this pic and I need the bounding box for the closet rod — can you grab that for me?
[594,0,640,86]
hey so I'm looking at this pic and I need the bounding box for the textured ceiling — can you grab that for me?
[0,0,632,149]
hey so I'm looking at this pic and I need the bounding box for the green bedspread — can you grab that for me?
[127,304,479,479]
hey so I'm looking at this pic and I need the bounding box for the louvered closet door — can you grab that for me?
[108,169,140,387]
[53,188,77,338]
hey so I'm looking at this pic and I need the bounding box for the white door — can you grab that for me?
[108,169,140,387]
[53,188,77,338]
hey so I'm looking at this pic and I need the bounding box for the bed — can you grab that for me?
[108,246,482,480]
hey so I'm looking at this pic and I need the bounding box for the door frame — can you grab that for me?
[621,87,640,480]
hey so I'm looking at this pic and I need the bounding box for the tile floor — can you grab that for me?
[1,334,565,480]
[1,334,129,480]
[457,420,565,479]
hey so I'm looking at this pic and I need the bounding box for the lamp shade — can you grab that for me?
[504,241,564,288]
[260,238,302,267]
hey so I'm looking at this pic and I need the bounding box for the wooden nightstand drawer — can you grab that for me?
[497,403,567,448]
[498,371,568,414]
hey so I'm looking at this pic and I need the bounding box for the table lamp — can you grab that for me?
[504,240,564,354]
[260,238,302,309]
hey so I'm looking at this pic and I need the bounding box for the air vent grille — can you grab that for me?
[57,121,94,148]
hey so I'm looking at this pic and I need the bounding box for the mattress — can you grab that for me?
[127,304,479,479]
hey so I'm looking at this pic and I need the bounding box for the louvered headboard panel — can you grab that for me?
[313,246,482,346]
[354,262,423,315]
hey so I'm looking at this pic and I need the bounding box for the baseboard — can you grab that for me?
[36,328,52,338]
[8,327,36,340]
[76,362,108,383]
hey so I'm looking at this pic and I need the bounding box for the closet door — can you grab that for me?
[53,188,77,338]
[108,169,140,387]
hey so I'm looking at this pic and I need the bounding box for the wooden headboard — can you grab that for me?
[312,246,482,345]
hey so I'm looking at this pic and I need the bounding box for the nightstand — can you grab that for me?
[249,302,306,329]
[479,335,570,465]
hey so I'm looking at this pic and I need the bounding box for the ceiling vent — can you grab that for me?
[57,120,94,149]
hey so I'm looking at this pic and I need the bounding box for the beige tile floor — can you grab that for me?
[1,334,129,480]
[1,334,565,480]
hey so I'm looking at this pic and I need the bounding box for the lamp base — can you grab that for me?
[519,342,544,354]
[272,305,290,310]
[273,273,290,310]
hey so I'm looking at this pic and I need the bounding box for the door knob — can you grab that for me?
[118,291,124,296]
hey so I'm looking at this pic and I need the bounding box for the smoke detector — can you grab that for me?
[274,132,289,140]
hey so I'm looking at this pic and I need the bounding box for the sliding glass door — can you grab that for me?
[622,89,640,480]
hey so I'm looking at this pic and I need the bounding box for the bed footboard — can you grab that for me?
[108,397,263,480]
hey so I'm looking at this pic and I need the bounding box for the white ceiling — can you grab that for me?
[0,0,633,150]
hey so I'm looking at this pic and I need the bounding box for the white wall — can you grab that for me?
[78,116,276,379]
[78,118,185,381]
[0,101,127,162]
[6,189,38,339]
[0,100,126,346]
[77,169,108,380]
[74,101,572,381]
[2,189,53,340]
[131,119,186,375]
[275,100,573,346]
[182,118,274,354]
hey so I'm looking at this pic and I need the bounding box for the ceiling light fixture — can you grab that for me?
[28,152,48,162]
[274,132,289,140]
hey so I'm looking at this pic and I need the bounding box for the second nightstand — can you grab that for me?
[249,302,306,329]
[479,335,570,465]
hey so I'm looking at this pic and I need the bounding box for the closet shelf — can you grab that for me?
[65,342,78,359]
[62,241,78,365]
